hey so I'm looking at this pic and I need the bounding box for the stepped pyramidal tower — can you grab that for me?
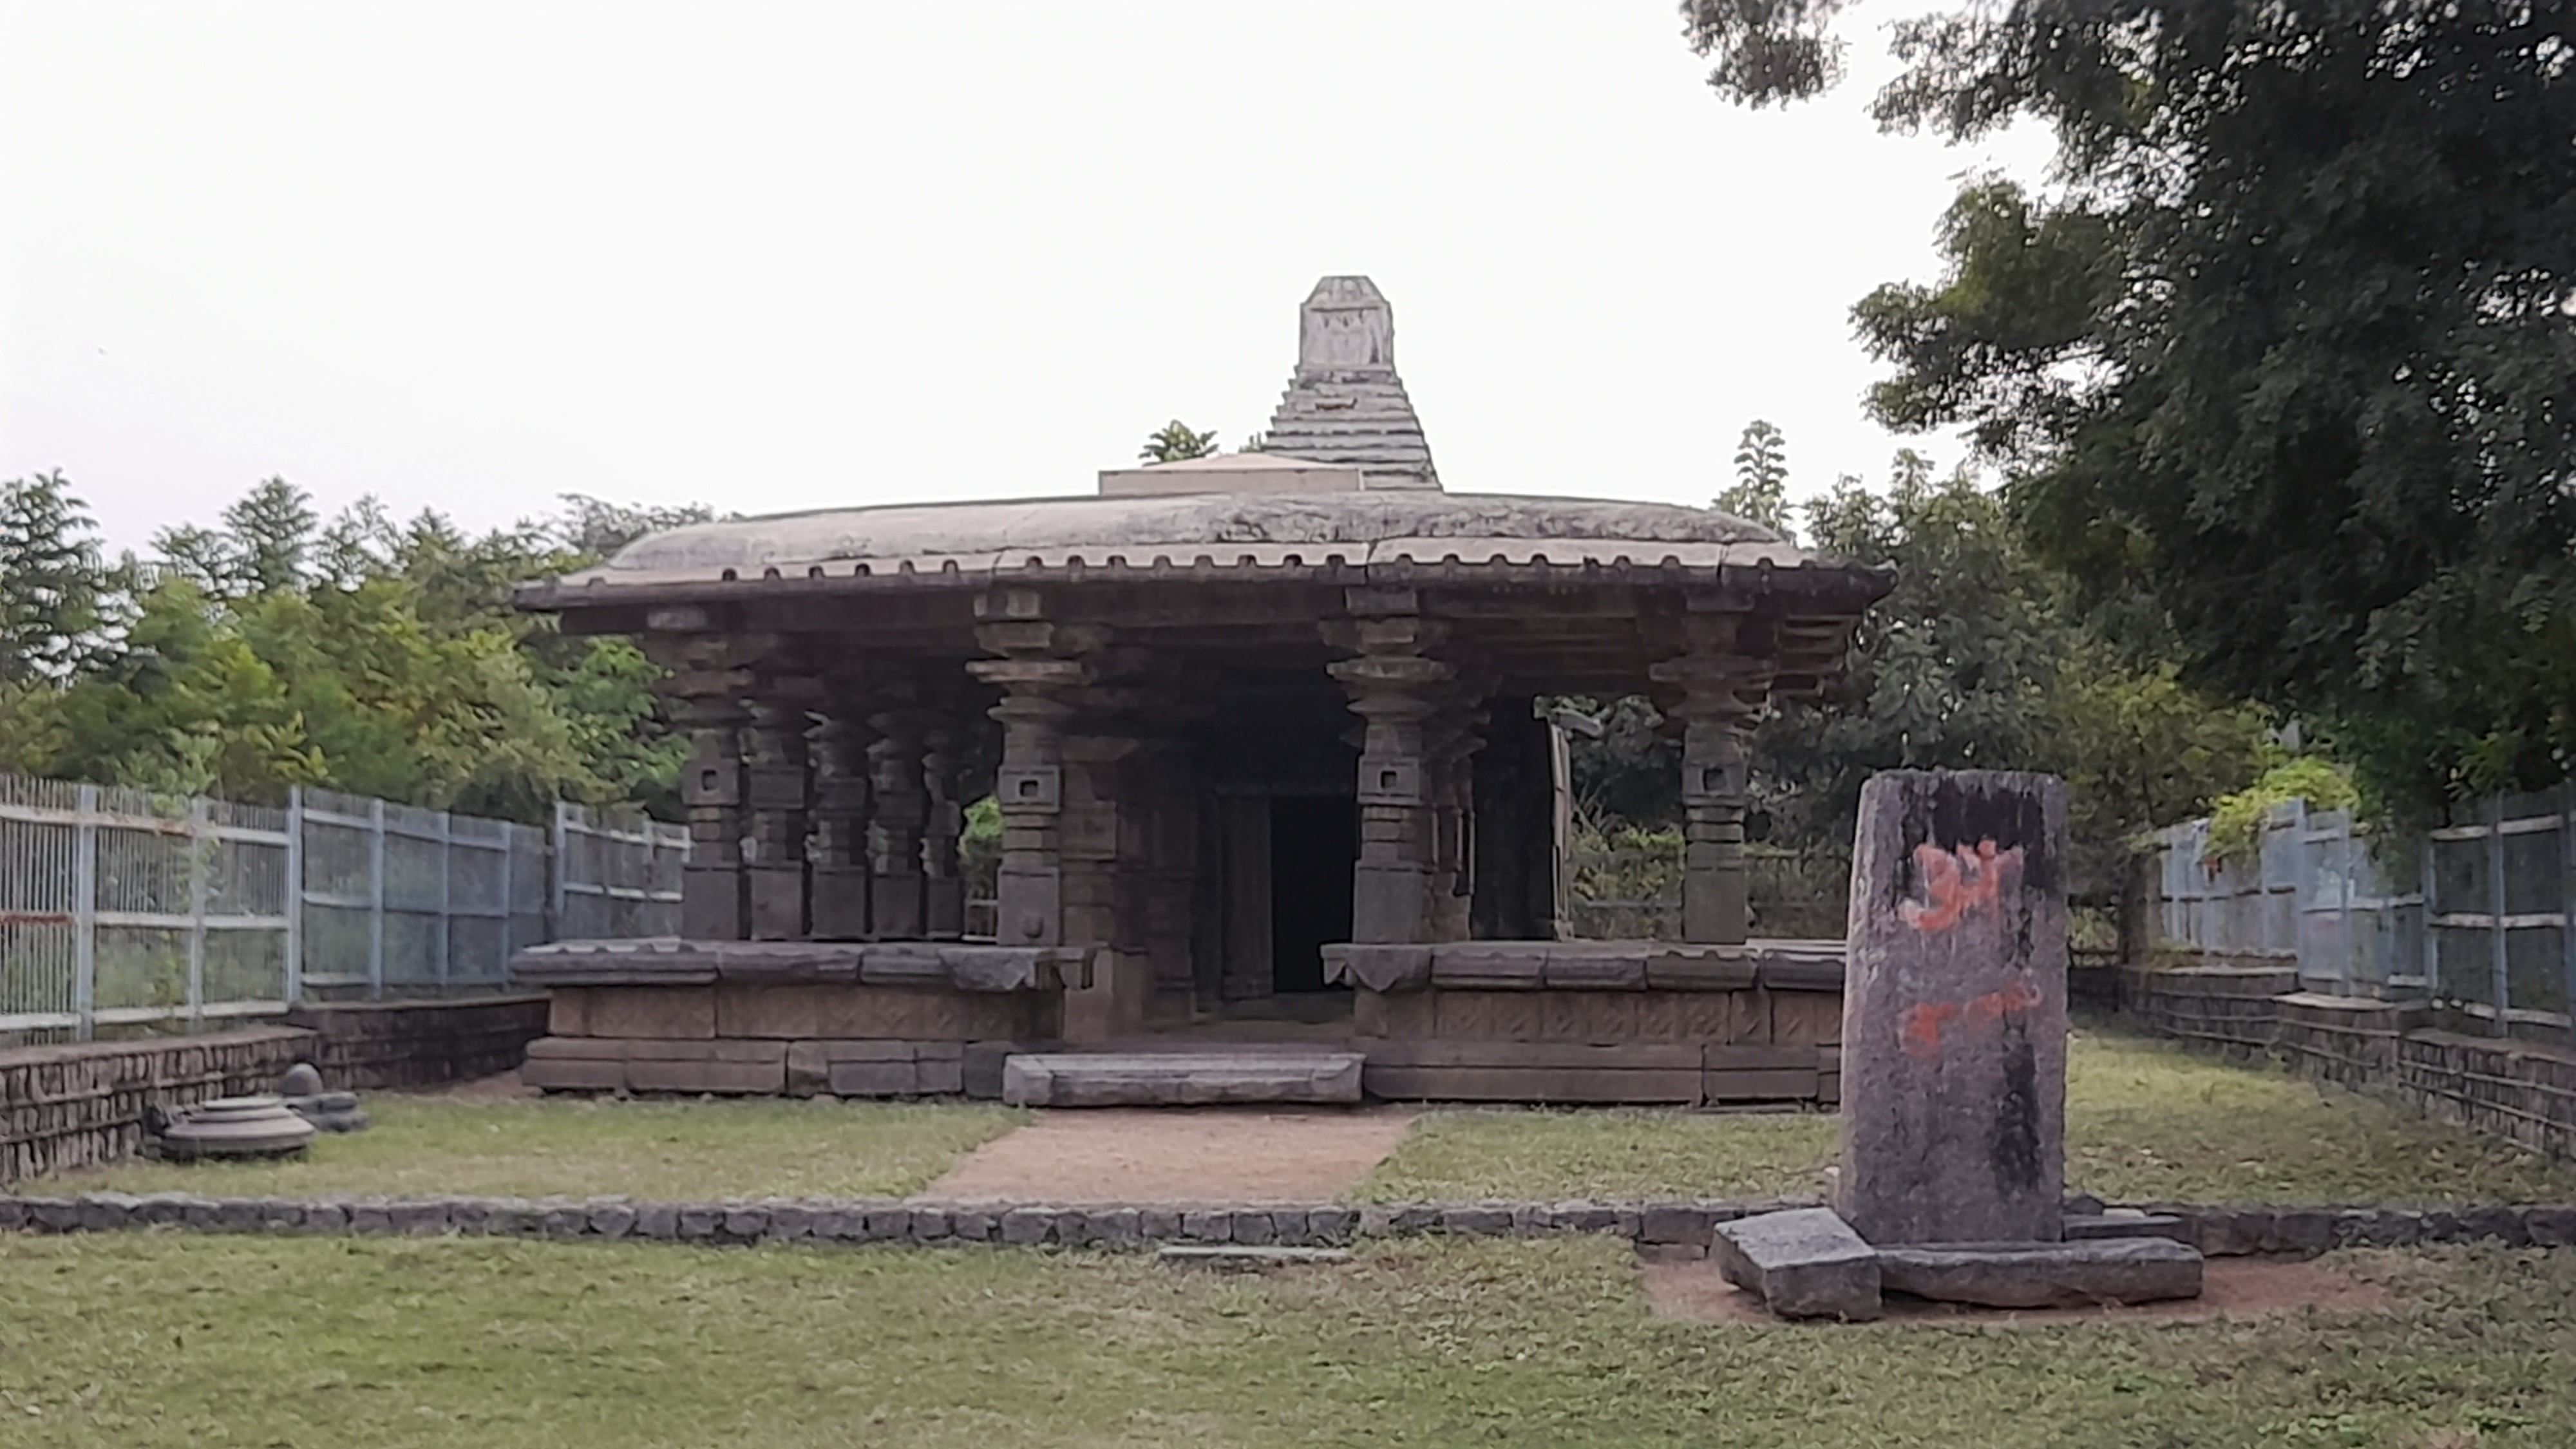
[1258,276,1440,489]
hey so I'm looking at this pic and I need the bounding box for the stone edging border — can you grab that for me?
[6,1193,2576,1256]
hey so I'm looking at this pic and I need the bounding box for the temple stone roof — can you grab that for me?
[1256,276,1440,489]
[511,275,1891,614]
[548,489,1825,590]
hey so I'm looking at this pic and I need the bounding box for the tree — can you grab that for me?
[1,479,714,822]
[1583,448,2274,880]
[0,471,126,685]
[552,494,719,559]
[1139,420,1220,464]
[1681,1,2576,817]
[222,477,317,594]
[1716,419,1794,534]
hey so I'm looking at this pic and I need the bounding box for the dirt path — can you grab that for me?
[1643,1251,2395,1327]
[922,1106,1417,1204]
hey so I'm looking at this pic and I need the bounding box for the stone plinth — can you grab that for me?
[1838,771,2070,1245]
[1709,1208,1882,1321]
[1001,1052,1365,1108]
[1876,1238,2203,1309]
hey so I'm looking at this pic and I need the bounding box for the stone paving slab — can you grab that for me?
[1001,1052,1365,1107]
[5,1190,2573,1254]
[1877,1238,2206,1309]
[1709,1207,1881,1321]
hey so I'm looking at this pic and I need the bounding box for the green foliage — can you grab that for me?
[1137,419,1220,464]
[1575,421,2278,869]
[2206,757,2358,868]
[1756,448,2275,880]
[0,476,711,822]
[0,470,131,685]
[1715,418,1793,533]
[1684,1,2576,819]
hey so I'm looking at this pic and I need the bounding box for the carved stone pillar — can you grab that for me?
[672,694,750,941]
[1327,597,1452,945]
[807,697,875,940]
[743,690,815,940]
[1651,616,1772,945]
[968,598,1092,952]
[1135,737,1200,1003]
[865,685,931,940]
[1059,730,1144,1038]
[1422,683,1491,943]
[920,699,968,941]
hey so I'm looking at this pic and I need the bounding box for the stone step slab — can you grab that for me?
[1877,1238,2205,1309]
[2064,1209,2193,1244]
[1001,1051,1365,1108]
[1709,1207,1882,1321]
[1157,1244,1353,1271]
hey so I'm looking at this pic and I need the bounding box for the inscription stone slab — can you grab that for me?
[1838,770,2070,1245]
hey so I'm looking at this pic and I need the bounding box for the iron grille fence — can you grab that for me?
[1563,834,1849,941]
[548,804,688,940]
[0,772,686,1041]
[2151,789,2576,1037]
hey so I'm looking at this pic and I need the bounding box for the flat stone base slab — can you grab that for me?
[2065,1209,2193,1244]
[1157,1245,1353,1271]
[1001,1052,1365,1108]
[1710,1207,1882,1321]
[1878,1238,2204,1309]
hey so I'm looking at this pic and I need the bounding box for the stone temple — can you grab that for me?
[509,276,1893,1105]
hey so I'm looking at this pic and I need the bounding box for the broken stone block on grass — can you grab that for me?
[1709,1208,1882,1322]
[1875,1238,2204,1309]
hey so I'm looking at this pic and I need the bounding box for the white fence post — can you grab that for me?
[435,808,453,994]
[70,784,97,1042]
[283,786,305,1006]
[2421,833,2441,1003]
[551,802,572,941]
[2334,813,2356,994]
[367,796,387,1000]
[2564,784,2576,1035]
[2488,792,2511,1034]
[498,824,516,972]
[185,795,209,1031]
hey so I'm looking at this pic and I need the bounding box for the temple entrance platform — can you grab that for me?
[510,936,1846,1108]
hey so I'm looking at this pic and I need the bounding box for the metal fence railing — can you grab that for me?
[2152,789,2576,1037]
[0,772,687,1041]
[1562,835,1849,941]
[548,804,687,940]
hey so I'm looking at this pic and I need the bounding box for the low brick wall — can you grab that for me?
[2274,993,2425,1092]
[7,1189,2573,1257]
[0,1028,314,1183]
[2398,1030,2576,1162]
[2122,966,2576,1163]
[2119,961,2297,1059]
[284,996,550,1090]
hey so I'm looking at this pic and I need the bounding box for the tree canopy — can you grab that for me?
[1716,419,1794,532]
[0,475,710,821]
[1138,421,1221,464]
[1682,1,2576,815]
[1573,424,2275,883]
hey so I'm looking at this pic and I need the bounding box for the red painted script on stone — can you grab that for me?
[1899,839,2022,933]
[1899,977,2043,1061]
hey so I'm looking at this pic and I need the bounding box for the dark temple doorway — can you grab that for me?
[1268,795,1358,994]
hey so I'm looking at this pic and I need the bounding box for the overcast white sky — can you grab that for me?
[1,1,2048,552]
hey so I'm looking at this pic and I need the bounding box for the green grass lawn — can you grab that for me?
[1358,1028,2576,1206]
[48,1095,1025,1202]
[2,1232,2569,1448]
